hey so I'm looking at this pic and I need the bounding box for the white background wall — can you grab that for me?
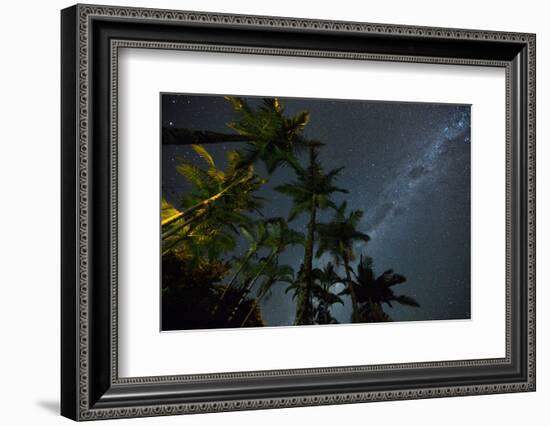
[0,0,547,424]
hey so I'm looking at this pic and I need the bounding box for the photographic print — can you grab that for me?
[161,94,471,331]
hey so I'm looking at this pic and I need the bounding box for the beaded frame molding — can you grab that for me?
[61,4,536,421]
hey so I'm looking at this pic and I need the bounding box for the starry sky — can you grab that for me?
[161,93,471,326]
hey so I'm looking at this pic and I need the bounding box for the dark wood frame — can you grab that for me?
[61,4,536,421]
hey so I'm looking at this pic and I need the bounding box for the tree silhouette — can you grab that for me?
[342,255,420,322]
[311,263,344,325]
[316,201,370,322]
[275,147,347,325]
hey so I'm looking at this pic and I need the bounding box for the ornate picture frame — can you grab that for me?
[61,4,535,421]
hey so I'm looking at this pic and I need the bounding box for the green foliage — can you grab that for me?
[311,263,344,324]
[239,261,295,326]
[225,96,311,173]
[315,201,370,322]
[161,197,183,228]
[316,201,370,263]
[286,262,344,325]
[261,218,306,252]
[285,263,306,302]
[275,147,348,325]
[226,218,304,322]
[275,148,347,221]
[162,146,266,259]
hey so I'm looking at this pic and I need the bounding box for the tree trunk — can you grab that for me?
[227,251,276,322]
[342,250,360,322]
[211,249,256,316]
[162,170,253,231]
[240,282,271,326]
[295,146,317,325]
[161,211,208,256]
[161,210,206,241]
[162,170,255,253]
[162,128,255,145]
[295,196,317,325]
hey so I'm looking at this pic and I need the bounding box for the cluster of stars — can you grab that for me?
[161,94,472,324]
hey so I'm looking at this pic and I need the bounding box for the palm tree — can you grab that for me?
[311,263,344,324]
[162,145,265,257]
[275,147,347,325]
[225,222,270,286]
[163,128,256,145]
[343,255,420,322]
[285,262,343,325]
[316,202,370,322]
[161,197,183,227]
[284,262,306,311]
[240,262,295,326]
[211,220,275,316]
[227,218,304,322]
[224,96,313,173]
[163,97,312,173]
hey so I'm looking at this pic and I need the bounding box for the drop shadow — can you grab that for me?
[36,400,59,415]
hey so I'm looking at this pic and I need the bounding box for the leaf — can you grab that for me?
[381,272,407,287]
[161,198,181,222]
[240,226,254,244]
[191,144,216,169]
[176,163,207,188]
[395,295,420,307]
[224,96,249,113]
[287,202,308,222]
[292,111,310,129]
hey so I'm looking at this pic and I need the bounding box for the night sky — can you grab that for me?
[161,93,471,326]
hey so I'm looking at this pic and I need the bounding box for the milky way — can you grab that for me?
[364,108,469,238]
[162,94,471,325]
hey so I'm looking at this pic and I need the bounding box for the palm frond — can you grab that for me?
[161,198,183,226]
[395,295,420,307]
[191,144,216,170]
[176,163,208,189]
[291,110,310,130]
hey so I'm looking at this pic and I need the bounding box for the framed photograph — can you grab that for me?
[61,4,536,421]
